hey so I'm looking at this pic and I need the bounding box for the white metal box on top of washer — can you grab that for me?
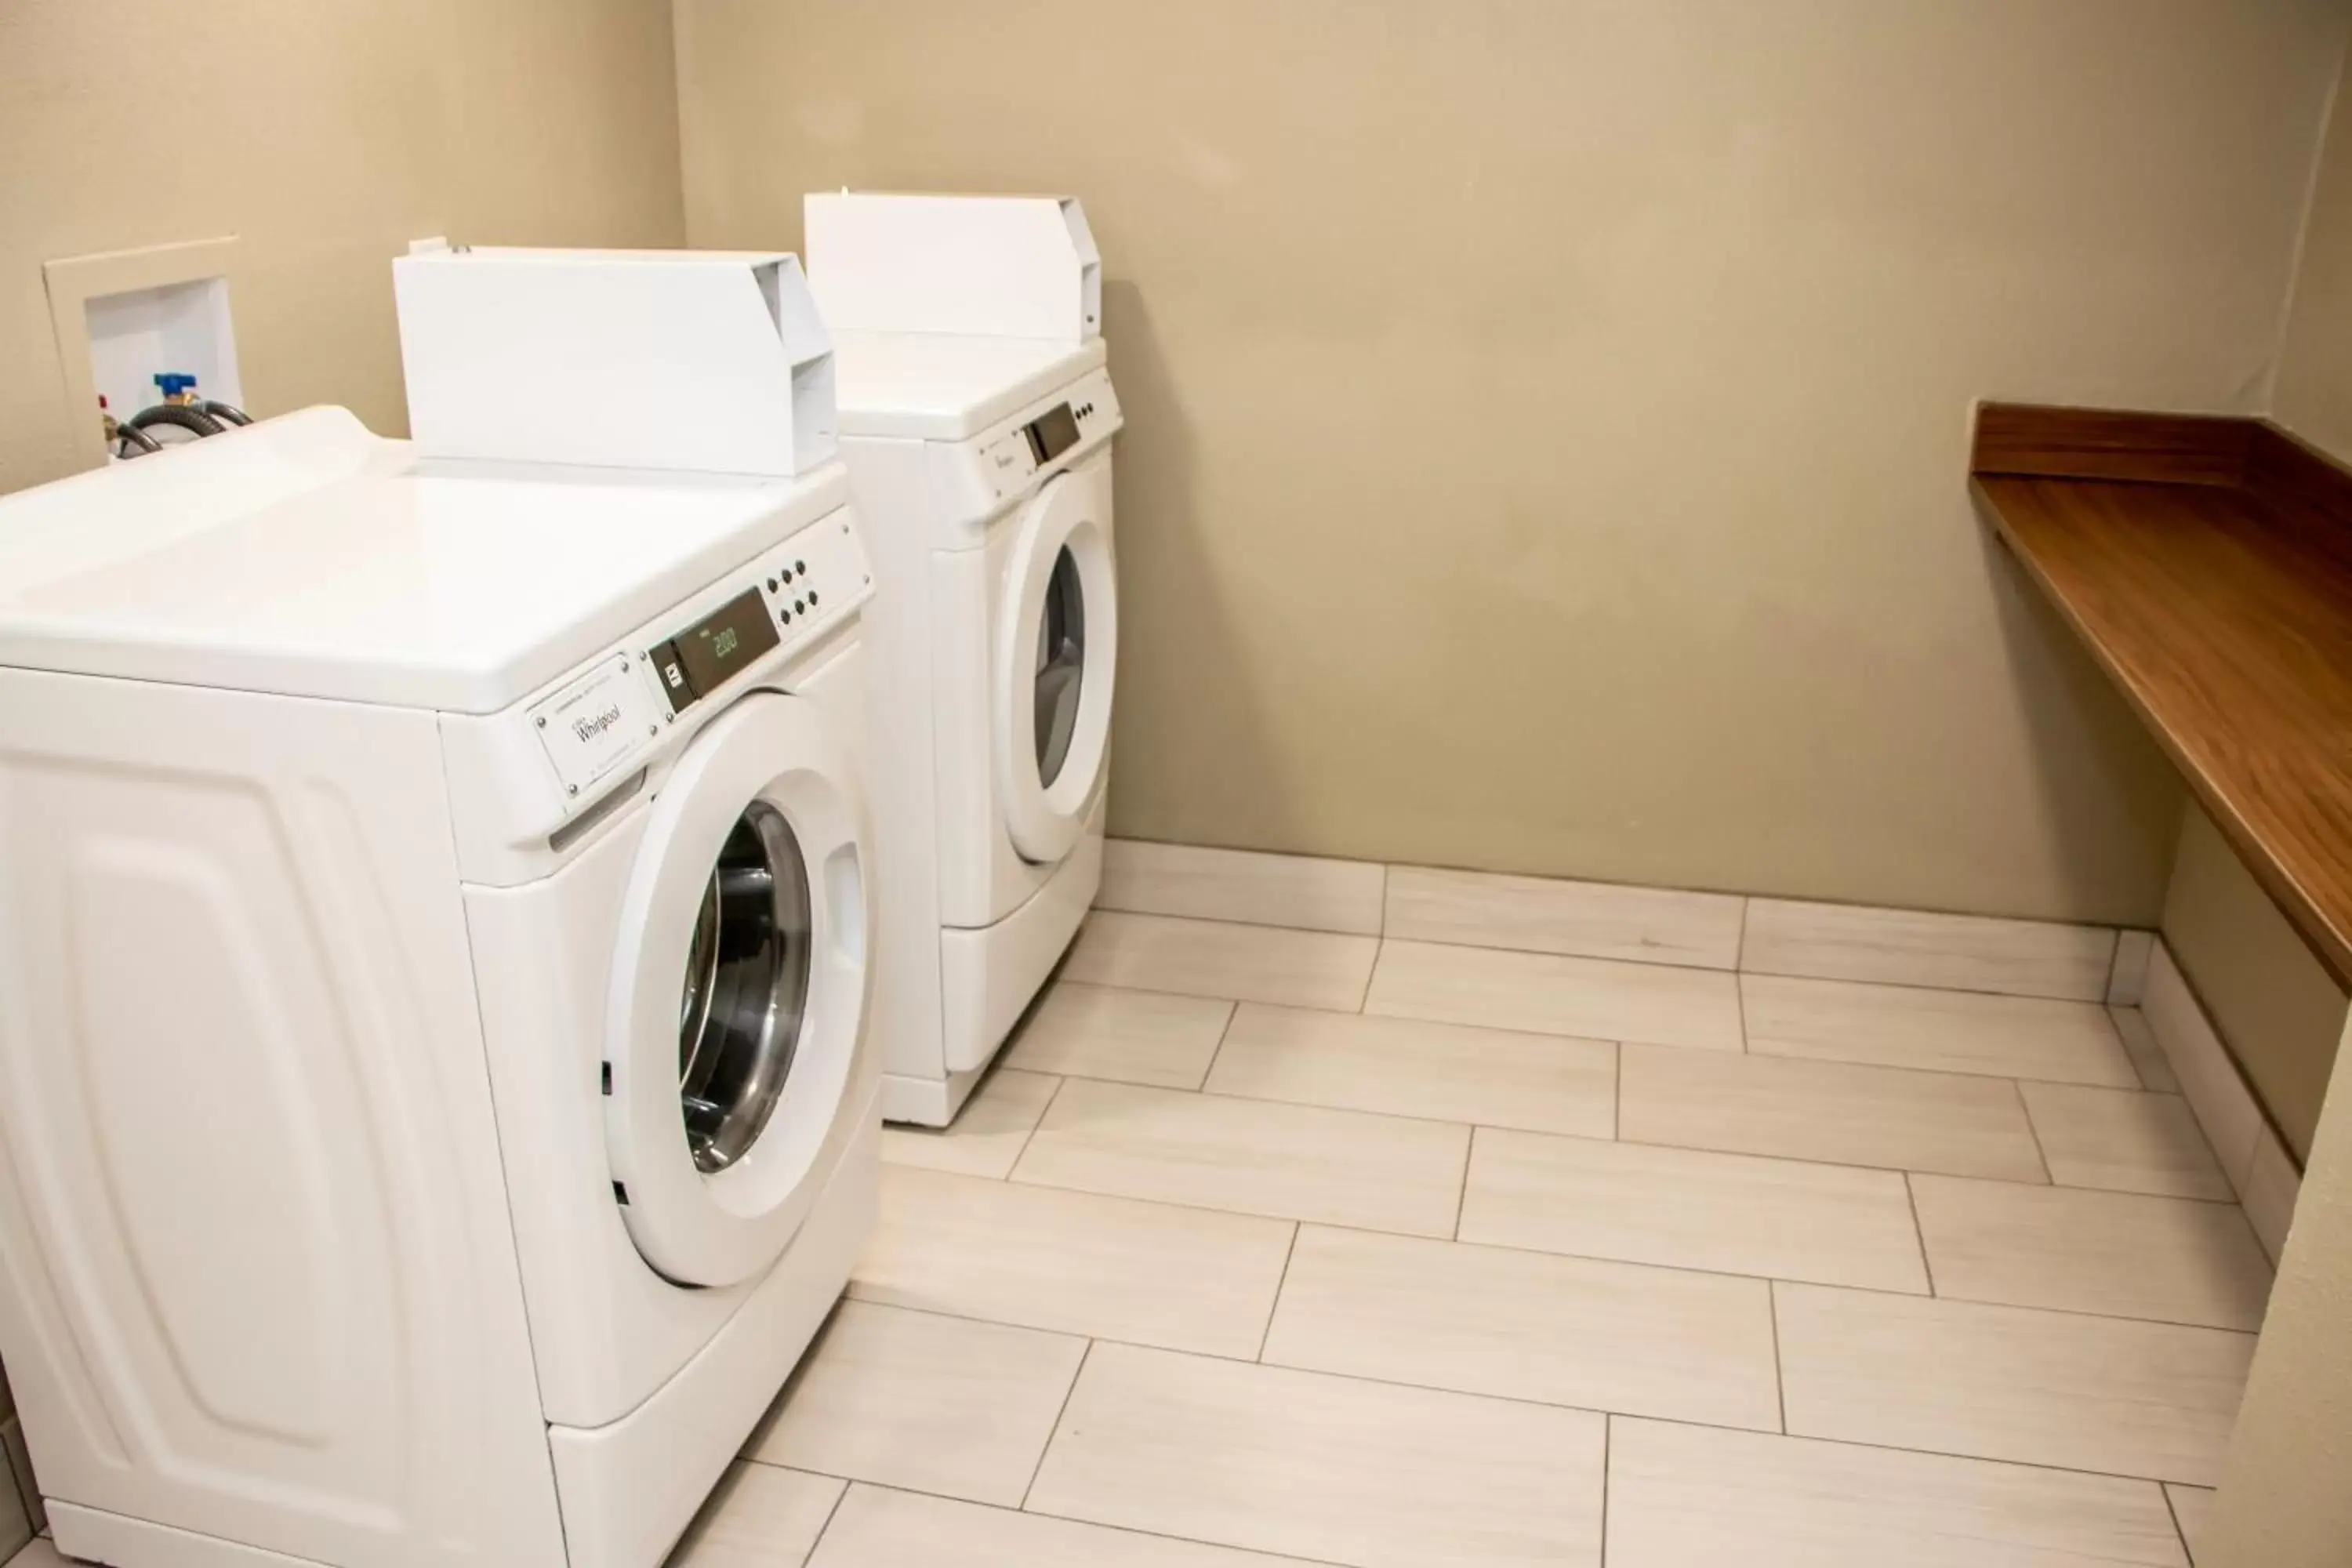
[0,408,879,1568]
[394,241,839,479]
[808,193,1120,1127]
[804,190,1101,344]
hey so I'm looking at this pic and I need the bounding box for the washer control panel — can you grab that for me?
[521,506,872,809]
[976,369,1120,505]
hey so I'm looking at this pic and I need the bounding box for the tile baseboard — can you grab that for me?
[2137,940,2302,1262]
[1096,840,1385,936]
[2107,931,2158,1006]
[1097,841,2135,1006]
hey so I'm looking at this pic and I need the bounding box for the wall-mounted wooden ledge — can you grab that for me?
[1971,403,2352,988]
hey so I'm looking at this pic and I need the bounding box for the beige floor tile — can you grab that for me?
[1064,912,1378,1010]
[1383,865,1744,969]
[2109,1006,2182,1093]
[1618,1043,2049,1182]
[1098,839,1386,935]
[1606,1418,2190,1568]
[1205,1004,1616,1138]
[2019,1083,2234,1200]
[1776,1284,2256,1484]
[1910,1175,2271,1330]
[1002,982,1235,1091]
[1026,1344,1605,1568]
[851,1164,1294,1359]
[880,1069,1060,1180]
[2109,931,2158,1006]
[1743,975,2136,1087]
[2165,1486,2214,1565]
[1460,1127,1929,1292]
[1742,898,2116,1001]
[746,1301,1086,1507]
[1262,1225,1780,1429]
[670,1464,843,1568]
[1013,1079,1468,1237]
[1365,940,1744,1051]
[2142,948,2261,1189]
[808,1484,1307,1568]
[1,1544,58,1568]
[2241,1126,2302,1265]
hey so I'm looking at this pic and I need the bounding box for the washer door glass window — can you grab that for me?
[676,802,812,1174]
[604,691,870,1290]
[998,464,1117,866]
[1033,546,1087,789]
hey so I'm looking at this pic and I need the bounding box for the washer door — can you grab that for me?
[997,466,1116,864]
[604,691,870,1288]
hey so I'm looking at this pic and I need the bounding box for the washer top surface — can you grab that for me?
[833,330,1108,441]
[0,406,849,714]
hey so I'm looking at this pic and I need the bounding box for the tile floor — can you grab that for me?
[727,851,2263,1566]
[11,850,2273,1568]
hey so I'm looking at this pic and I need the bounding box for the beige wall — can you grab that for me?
[677,0,2347,924]
[0,0,686,1506]
[2274,46,2352,459]
[0,0,687,495]
[2163,804,2347,1162]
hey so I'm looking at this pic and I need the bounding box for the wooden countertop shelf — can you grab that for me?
[1972,403,2352,988]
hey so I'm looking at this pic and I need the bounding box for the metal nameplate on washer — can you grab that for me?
[530,656,662,800]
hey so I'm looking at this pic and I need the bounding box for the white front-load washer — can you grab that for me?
[828,329,1121,1125]
[0,408,880,1568]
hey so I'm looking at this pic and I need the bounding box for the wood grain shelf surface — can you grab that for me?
[1972,403,2352,989]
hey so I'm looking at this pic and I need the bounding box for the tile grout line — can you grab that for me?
[854,1477,1362,1568]
[2161,1481,2195,1566]
[1189,1001,1243,1093]
[863,1190,2264,1334]
[798,1474,855,1562]
[1902,1172,1939,1298]
[1613,1408,2228,1491]
[1254,1223,1303,1362]
[1016,1338,1094,1513]
[1669,1039,2147,1092]
[1766,1281,1788,1434]
[1450,1127,1475,1240]
[1611,1043,1624,1141]
[1598,1412,1612,1568]
[2012,1078,2058,1185]
[1000,1073,1073,1181]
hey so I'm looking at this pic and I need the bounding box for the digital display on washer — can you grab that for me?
[656,588,781,713]
[1024,403,1081,466]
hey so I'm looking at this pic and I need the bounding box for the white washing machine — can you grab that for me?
[0,408,880,1568]
[830,330,1121,1125]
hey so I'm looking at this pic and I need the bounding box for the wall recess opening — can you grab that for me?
[44,236,244,471]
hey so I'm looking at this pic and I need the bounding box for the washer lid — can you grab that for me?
[0,407,851,714]
[833,330,1107,440]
